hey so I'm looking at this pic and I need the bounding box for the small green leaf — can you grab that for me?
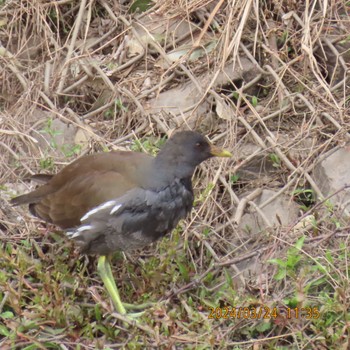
[251,96,258,107]
[274,268,287,280]
[230,174,240,183]
[255,321,272,332]
[0,324,10,336]
[130,0,153,13]
[224,268,233,288]
[95,303,102,321]
[22,345,41,350]
[176,260,189,282]
[202,228,211,237]
[0,311,14,319]
[232,92,239,99]
[295,236,305,250]
[268,258,287,268]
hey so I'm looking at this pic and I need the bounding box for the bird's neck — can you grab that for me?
[148,154,197,188]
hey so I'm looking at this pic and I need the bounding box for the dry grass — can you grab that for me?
[1,0,350,349]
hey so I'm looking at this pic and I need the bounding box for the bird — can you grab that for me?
[11,130,232,315]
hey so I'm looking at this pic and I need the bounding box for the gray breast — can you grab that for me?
[115,179,193,249]
[67,179,194,255]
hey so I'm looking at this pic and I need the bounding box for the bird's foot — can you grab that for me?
[125,311,145,319]
[123,301,155,311]
[118,302,156,319]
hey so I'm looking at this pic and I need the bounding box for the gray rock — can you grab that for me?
[240,189,300,233]
[313,147,350,211]
[33,116,77,154]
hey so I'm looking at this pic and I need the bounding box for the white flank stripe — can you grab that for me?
[66,225,92,239]
[110,204,122,214]
[81,200,117,221]
[66,231,74,237]
[71,231,83,239]
[77,225,93,232]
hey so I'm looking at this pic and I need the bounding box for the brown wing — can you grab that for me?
[32,171,137,228]
[12,151,153,229]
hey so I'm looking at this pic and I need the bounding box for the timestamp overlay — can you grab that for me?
[208,306,321,320]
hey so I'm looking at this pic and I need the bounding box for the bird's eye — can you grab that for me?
[195,142,202,147]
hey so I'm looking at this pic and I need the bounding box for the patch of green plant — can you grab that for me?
[61,144,82,158]
[269,153,282,168]
[10,158,21,169]
[48,9,57,21]
[129,0,154,13]
[292,188,315,210]
[231,91,239,100]
[39,118,83,159]
[266,235,350,346]
[202,227,211,237]
[242,224,253,234]
[115,98,127,111]
[251,95,258,107]
[40,156,54,170]
[104,98,128,119]
[278,30,289,46]
[324,199,335,212]
[194,183,215,205]
[40,118,62,149]
[130,135,166,156]
[105,62,118,71]
[230,174,240,184]
[176,257,190,282]
[268,236,305,280]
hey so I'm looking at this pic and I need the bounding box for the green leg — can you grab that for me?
[97,255,127,315]
[97,255,156,316]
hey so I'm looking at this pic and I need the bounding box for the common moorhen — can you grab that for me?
[11,131,232,314]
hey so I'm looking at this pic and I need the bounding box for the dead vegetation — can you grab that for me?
[1,0,350,349]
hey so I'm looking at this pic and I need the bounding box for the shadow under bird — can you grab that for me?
[11,131,232,315]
